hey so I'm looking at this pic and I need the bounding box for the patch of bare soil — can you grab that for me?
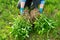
[22,8,40,23]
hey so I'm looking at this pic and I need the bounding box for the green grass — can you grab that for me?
[0,0,60,40]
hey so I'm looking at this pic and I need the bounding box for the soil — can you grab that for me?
[22,8,40,23]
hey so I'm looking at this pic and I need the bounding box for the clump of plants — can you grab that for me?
[34,14,56,39]
[10,16,32,40]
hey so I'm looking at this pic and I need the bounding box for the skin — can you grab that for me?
[40,4,44,8]
[20,2,25,8]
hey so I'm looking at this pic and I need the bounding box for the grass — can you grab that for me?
[0,0,60,40]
